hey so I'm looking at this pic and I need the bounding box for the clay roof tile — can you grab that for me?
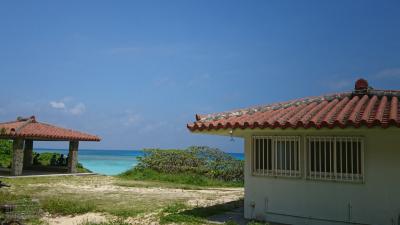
[188,79,400,131]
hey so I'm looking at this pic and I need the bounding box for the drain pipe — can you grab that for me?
[264,197,269,212]
[348,202,352,222]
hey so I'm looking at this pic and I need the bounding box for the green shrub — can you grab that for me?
[34,152,90,172]
[130,146,244,183]
[0,140,12,168]
[136,149,206,173]
[35,152,64,166]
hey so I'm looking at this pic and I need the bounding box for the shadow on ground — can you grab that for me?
[160,199,289,225]
[207,204,250,225]
[163,199,286,225]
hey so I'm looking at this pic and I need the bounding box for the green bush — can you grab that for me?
[34,152,65,166]
[122,146,244,184]
[35,152,89,172]
[136,149,205,173]
[0,140,12,168]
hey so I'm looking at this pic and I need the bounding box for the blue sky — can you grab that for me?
[0,1,399,152]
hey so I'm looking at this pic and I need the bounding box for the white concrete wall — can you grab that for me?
[241,128,400,225]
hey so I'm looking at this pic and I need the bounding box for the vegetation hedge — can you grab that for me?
[133,146,244,183]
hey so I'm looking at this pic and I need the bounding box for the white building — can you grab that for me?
[188,79,400,225]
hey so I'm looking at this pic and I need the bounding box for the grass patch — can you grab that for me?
[0,191,43,224]
[106,208,144,218]
[162,202,188,213]
[224,221,239,225]
[0,190,23,204]
[159,199,243,224]
[160,213,204,224]
[119,168,243,187]
[41,198,96,215]
[247,222,269,225]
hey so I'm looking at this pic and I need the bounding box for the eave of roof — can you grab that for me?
[187,79,400,131]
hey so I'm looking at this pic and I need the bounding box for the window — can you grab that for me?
[306,136,364,182]
[252,136,301,177]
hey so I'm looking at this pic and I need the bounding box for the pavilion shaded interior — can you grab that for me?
[0,116,101,176]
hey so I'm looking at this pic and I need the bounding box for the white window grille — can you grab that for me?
[306,136,364,182]
[252,136,301,178]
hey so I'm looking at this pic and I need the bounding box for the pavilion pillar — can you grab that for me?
[68,141,79,173]
[23,139,33,168]
[11,138,24,176]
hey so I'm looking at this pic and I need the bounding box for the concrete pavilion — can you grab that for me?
[0,116,101,176]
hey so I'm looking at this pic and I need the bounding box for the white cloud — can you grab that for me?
[50,99,86,116]
[49,101,66,109]
[69,103,86,115]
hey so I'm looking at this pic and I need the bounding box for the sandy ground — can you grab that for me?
[31,176,244,225]
[44,213,108,225]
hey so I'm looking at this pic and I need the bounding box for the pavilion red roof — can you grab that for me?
[187,79,400,131]
[0,116,101,141]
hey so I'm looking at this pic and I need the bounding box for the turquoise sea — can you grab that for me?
[35,149,244,175]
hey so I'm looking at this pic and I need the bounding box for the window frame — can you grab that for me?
[252,136,302,178]
[305,136,365,183]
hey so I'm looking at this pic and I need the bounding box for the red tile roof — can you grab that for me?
[187,79,400,131]
[0,116,101,141]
